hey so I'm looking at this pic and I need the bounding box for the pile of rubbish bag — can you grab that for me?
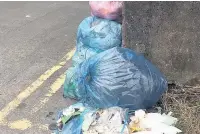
[63,0,166,115]
[64,2,122,99]
[56,2,182,134]
[51,103,182,134]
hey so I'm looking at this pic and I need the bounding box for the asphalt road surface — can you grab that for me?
[0,2,89,134]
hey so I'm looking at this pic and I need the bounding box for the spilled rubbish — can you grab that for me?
[52,103,181,134]
[53,103,129,134]
[53,103,90,134]
[82,107,129,134]
[129,110,182,134]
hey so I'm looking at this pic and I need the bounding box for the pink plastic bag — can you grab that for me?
[89,1,123,22]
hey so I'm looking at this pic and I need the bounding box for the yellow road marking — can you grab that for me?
[0,48,75,124]
[6,118,48,131]
[30,73,65,114]
[6,73,66,131]
[8,119,32,130]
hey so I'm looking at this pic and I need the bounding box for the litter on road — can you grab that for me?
[51,103,181,134]
[129,110,182,134]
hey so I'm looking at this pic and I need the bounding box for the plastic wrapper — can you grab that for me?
[89,1,123,22]
[53,103,87,134]
[76,47,168,110]
[77,16,122,51]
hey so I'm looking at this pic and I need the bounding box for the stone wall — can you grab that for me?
[123,2,200,85]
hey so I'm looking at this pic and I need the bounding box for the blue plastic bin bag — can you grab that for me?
[76,47,168,110]
[63,67,79,99]
[72,42,101,67]
[76,16,122,51]
[64,43,100,99]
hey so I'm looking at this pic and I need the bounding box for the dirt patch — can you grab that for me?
[161,87,200,134]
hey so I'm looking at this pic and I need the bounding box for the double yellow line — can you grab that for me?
[0,48,75,130]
